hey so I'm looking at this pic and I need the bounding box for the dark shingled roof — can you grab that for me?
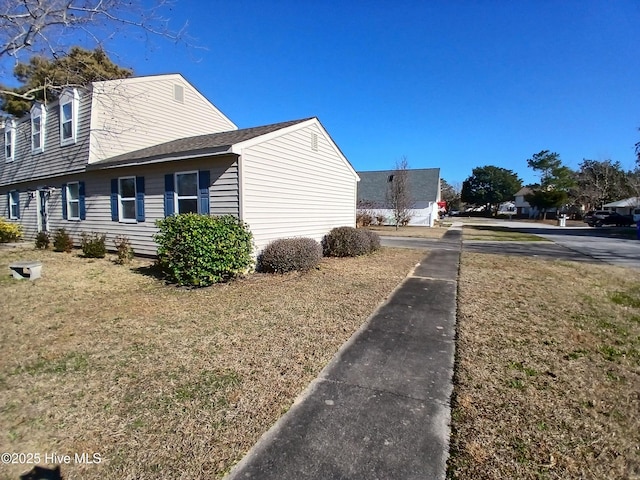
[90,117,314,168]
[357,168,441,207]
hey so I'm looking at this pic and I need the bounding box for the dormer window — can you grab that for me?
[4,119,15,162]
[31,103,46,153]
[59,88,79,146]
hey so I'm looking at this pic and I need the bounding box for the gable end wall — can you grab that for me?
[240,123,357,252]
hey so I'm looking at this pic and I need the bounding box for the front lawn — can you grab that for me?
[449,253,640,479]
[0,246,426,479]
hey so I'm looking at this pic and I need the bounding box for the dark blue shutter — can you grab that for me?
[135,176,145,222]
[61,184,68,219]
[110,179,118,221]
[164,174,174,217]
[198,170,210,215]
[79,181,86,220]
[15,191,20,219]
[5,193,8,217]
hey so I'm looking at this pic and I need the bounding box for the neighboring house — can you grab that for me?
[0,74,359,256]
[357,168,441,226]
[602,197,640,216]
[514,186,533,217]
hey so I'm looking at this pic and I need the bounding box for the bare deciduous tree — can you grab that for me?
[1,0,190,101]
[574,159,632,211]
[386,156,413,230]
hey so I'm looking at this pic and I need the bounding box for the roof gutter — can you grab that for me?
[86,147,235,171]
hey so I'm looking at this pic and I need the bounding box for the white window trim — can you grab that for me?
[66,181,80,220]
[4,120,15,162]
[31,103,46,153]
[59,88,79,146]
[8,191,19,220]
[174,170,199,214]
[118,176,137,223]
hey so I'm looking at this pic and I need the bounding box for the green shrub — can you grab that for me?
[35,231,50,249]
[322,226,370,257]
[113,235,135,265]
[257,237,322,273]
[154,214,254,286]
[0,217,23,243]
[81,232,107,258]
[53,228,74,253]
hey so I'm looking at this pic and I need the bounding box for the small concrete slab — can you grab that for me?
[367,278,456,340]
[227,379,450,480]
[9,261,42,280]
[413,249,460,281]
[322,327,455,403]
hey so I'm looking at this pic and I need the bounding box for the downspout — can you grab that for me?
[237,151,244,221]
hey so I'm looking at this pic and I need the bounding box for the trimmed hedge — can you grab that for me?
[322,226,380,257]
[257,237,322,273]
[154,214,253,286]
[361,229,381,252]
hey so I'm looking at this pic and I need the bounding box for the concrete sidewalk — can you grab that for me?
[225,228,462,480]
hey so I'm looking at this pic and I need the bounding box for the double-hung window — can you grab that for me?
[4,120,15,161]
[175,171,199,214]
[119,177,137,221]
[163,170,210,217]
[31,103,46,153]
[110,177,145,223]
[61,181,85,220]
[66,182,80,220]
[8,191,19,219]
[59,89,79,145]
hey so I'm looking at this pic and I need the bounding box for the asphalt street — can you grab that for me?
[381,219,640,269]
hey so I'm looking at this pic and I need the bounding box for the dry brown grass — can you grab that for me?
[366,225,447,239]
[463,225,550,242]
[0,245,426,480]
[449,253,640,480]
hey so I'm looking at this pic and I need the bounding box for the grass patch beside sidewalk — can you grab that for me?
[463,225,549,242]
[0,246,426,480]
[449,253,640,480]
[366,225,447,239]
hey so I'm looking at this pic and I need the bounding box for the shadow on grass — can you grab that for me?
[133,262,167,281]
[467,224,638,240]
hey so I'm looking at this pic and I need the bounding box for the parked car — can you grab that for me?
[584,210,634,227]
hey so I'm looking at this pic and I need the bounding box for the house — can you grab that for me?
[602,197,640,216]
[0,74,359,256]
[514,186,533,217]
[356,168,441,226]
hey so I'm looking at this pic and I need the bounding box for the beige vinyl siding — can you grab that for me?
[1,156,238,256]
[89,75,237,164]
[0,90,91,187]
[240,122,358,252]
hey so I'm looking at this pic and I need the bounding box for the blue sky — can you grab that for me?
[107,1,638,186]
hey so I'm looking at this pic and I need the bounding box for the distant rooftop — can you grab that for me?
[357,168,440,206]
